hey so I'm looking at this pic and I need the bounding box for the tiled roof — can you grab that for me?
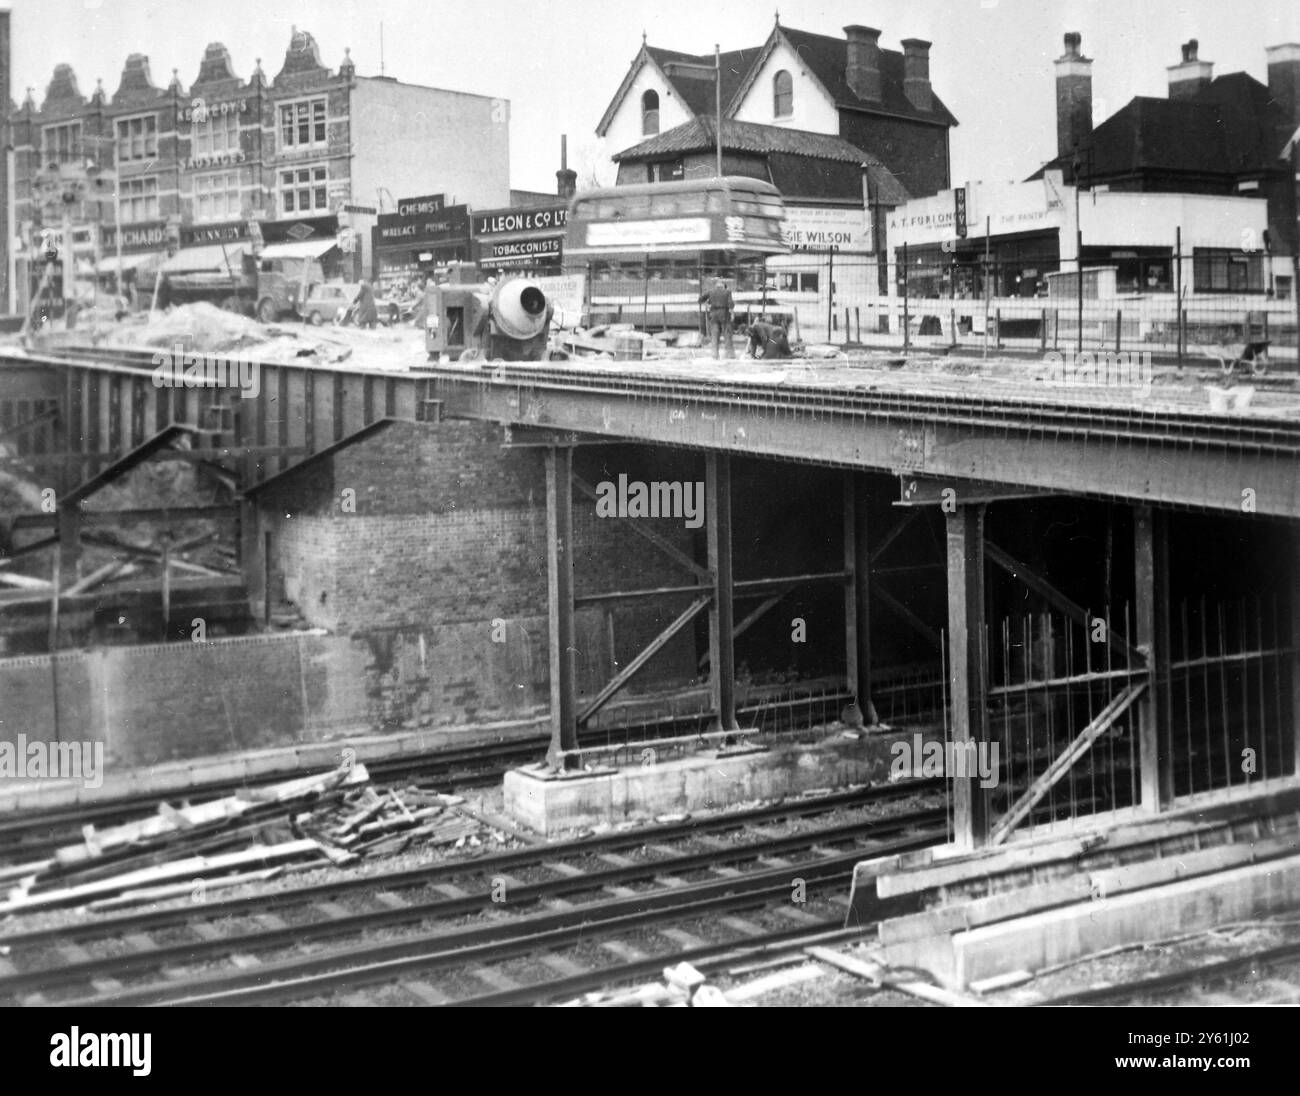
[646,45,757,118]
[761,27,958,126]
[613,117,911,205]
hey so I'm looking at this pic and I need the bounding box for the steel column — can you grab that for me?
[945,503,989,849]
[1134,505,1173,811]
[706,452,738,732]
[843,471,878,726]
[1291,524,1300,777]
[545,446,578,769]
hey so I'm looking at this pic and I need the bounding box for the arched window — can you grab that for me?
[641,89,660,136]
[773,70,793,118]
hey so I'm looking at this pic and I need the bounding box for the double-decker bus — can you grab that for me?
[562,177,789,329]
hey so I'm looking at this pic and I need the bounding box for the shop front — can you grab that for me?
[888,175,1070,300]
[373,198,471,293]
[473,203,567,275]
[258,214,346,282]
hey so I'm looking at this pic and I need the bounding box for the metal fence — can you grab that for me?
[957,596,1297,844]
[579,249,1300,368]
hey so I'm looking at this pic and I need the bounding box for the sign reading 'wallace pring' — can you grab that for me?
[377,203,469,244]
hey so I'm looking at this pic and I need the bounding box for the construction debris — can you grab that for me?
[0,764,517,916]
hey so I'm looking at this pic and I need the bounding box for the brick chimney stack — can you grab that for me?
[556,134,577,200]
[1267,43,1300,131]
[844,25,882,102]
[900,38,932,112]
[1055,31,1093,161]
[1168,39,1213,99]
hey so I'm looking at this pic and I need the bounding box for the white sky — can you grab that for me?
[6,0,1299,195]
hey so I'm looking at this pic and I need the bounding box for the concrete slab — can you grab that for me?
[883,852,1300,990]
[503,726,940,836]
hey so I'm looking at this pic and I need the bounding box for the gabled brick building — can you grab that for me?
[596,19,957,199]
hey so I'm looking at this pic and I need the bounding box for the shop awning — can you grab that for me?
[258,239,338,261]
[161,243,247,274]
[97,251,165,275]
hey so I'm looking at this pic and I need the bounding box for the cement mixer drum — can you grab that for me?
[492,278,551,341]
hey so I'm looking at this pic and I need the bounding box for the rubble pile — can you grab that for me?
[0,762,509,916]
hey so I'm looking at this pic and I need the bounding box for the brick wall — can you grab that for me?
[0,633,375,772]
[249,422,704,730]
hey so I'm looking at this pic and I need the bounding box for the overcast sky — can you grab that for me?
[7,0,1299,196]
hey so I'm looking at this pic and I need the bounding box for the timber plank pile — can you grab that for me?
[0,763,501,915]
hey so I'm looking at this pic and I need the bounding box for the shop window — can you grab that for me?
[1192,248,1264,294]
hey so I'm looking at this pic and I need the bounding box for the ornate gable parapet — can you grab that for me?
[193,42,239,88]
[41,64,87,115]
[274,26,333,89]
[112,53,165,107]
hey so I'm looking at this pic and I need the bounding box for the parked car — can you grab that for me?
[302,283,359,325]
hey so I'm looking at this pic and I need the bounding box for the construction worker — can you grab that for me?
[746,319,792,360]
[355,279,379,329]
[699,278,734,359]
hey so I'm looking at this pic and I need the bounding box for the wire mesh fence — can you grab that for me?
[575,248,1300,368]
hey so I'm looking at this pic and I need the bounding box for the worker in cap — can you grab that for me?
[699,277,735,359]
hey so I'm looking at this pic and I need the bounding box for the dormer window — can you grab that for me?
[642,89,660,136]
[773,70,793,118]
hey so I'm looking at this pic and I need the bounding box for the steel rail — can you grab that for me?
[447,920,860,1007]
[1039,939,1300,1005]
[0,780,937,950]
[131,830,942,1007]
[0,805,946,995]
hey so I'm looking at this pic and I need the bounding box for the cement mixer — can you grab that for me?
[424,263,555,361]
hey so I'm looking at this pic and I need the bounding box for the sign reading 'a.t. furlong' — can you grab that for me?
[595,475,704,529]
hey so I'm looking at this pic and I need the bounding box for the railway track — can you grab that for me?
[1040,939,1300,1006]
[0,785,945,1007]
[0,686,866,865]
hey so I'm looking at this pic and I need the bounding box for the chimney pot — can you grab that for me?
[1168,39,1212,99]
